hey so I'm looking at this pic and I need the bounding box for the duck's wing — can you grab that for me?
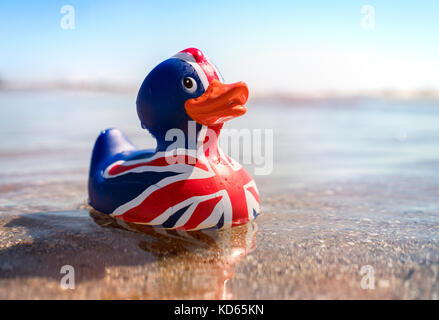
[88,128,158,214]
[89,128,137,177]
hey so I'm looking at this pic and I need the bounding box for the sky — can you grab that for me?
[0,0,438,94]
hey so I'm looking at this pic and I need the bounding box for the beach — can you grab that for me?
[0,91,438,299]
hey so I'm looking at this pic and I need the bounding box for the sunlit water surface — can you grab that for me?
[0,91,438,299]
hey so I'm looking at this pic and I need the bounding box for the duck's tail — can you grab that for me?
[89,128,137,177]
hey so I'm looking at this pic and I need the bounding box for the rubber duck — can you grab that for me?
[88,48,260,230]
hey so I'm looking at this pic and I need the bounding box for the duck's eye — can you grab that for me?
[182,77,197,93]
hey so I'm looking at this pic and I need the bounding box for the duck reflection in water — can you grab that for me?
[90,210,258,299]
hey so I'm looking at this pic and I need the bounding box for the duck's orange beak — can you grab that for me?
[185,80,249,126]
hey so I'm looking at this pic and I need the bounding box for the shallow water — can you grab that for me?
[0,91,438,299]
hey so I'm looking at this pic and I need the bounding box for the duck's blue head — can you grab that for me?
[136,48,249,151]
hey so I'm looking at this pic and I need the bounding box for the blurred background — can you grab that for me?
[1,1,438,94]
[0,0,438,210]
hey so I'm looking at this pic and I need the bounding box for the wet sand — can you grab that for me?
[0,175,438,299]
[0,92,438,299]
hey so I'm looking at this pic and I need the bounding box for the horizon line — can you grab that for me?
[1,79,439,101]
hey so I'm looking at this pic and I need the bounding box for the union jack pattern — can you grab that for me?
[103,125,260,230]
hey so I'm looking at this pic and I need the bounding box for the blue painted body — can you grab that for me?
[88,58,207,214]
